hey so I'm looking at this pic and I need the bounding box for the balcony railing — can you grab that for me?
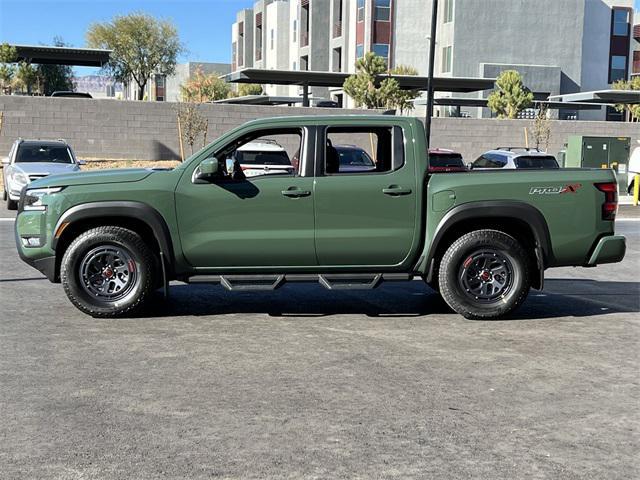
[333,21,342,38]
[301,32,309,47]
[634,24,640,41]
[256,48,262,61]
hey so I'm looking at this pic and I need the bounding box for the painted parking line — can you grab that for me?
[0,218,16,222]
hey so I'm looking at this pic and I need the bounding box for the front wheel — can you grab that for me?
[438,229,530,319]
[61,226,156,317]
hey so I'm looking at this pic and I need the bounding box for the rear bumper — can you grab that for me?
[586,235,626,266]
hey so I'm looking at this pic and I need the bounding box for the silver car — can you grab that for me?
[471,147,560,170]
[2,139,84,210]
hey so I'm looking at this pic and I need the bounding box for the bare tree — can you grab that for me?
[176,103,208,158]
[531,104,552,151]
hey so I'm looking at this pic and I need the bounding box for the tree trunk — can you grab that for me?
[137,81,146,101]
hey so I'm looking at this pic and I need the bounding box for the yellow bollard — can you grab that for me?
[634,173,640,207]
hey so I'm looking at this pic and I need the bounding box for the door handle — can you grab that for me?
[281,187,311,198]
[382,185,412,196]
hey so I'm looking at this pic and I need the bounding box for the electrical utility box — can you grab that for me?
[565,136,631,193]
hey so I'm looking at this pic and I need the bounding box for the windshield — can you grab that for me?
[236,150,291,166]
[515,156,559,169]
[16,145,73,164]
[338,149,375,167]
[430,153,464,168]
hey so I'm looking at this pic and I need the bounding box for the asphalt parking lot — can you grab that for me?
[1,208,638,479]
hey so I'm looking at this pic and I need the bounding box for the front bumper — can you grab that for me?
[14,210,58,282]
[586,235,626,266]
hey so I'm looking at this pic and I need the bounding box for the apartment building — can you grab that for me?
[231,0,636,119]
[633,11,640,77]
[122,62,231,102]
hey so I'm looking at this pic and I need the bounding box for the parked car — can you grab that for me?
[2,139,84,210]
[428,148,467,173]
[334,144,376,172]
[471,147,560,170]
[15,116,625,320]
[51,91,92,98]
[234,140,295,177]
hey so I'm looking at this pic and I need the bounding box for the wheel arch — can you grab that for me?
[51,201,175,283]
[424,201,553,290]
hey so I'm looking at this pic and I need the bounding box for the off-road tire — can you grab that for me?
[438,229,530,320]
[61,226,155,317]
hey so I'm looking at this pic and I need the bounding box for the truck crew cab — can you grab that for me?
[15,116,626,319]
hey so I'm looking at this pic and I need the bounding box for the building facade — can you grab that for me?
[123,62,231,102]
[231,0,636,119]
[633,10,640,77]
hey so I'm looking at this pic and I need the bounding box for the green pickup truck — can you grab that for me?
[15,116,626,319]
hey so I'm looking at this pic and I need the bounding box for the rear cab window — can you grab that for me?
[515,155,559,169]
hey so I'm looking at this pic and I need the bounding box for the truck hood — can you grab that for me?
[27,168,154,188]
[13,162,80,176]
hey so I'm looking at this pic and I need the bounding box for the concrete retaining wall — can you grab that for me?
[0,96,638,162]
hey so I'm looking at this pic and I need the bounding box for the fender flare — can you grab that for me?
[424,201,553,288]
[52,201,175,277]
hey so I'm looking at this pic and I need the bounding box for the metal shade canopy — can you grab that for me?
[13,44,111,67]
[548,90,640,105]
[213,95,306,105]
[416,97,604,110]
[222,69,495,93]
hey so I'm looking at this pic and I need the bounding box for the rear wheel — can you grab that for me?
[438,229,530,319]
[61,226,156,317]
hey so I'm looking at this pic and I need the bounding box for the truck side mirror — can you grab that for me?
[77,159,87,165]
[194,157,221,182]
[1,156,9,166]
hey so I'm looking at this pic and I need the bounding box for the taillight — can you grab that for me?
[594,182,618,221]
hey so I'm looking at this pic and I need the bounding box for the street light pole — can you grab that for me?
[425,0,439,149]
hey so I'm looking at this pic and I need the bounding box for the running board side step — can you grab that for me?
[186,273,413,291]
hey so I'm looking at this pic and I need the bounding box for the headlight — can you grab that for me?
[23,187,64,211]
[9,170,28,187]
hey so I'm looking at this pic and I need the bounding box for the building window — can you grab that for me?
[293,61,297,70]
[356,44,364,59]
[373,43,389,62]
[333,47,342,72]
[375,0,391,21]
[154,75,165,102]
[443,0,454,23]
[441,45,452,73]
[357,0,365,22]
[293,19,297,43]
[612,8,629,37]
[610,55,627,83]
[271,29,274,50]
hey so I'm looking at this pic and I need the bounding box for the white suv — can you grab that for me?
[234,140,295,177]
[471,147,559,170]
[2,139,84,210]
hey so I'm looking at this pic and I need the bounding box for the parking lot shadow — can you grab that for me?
[142,278,640,321]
